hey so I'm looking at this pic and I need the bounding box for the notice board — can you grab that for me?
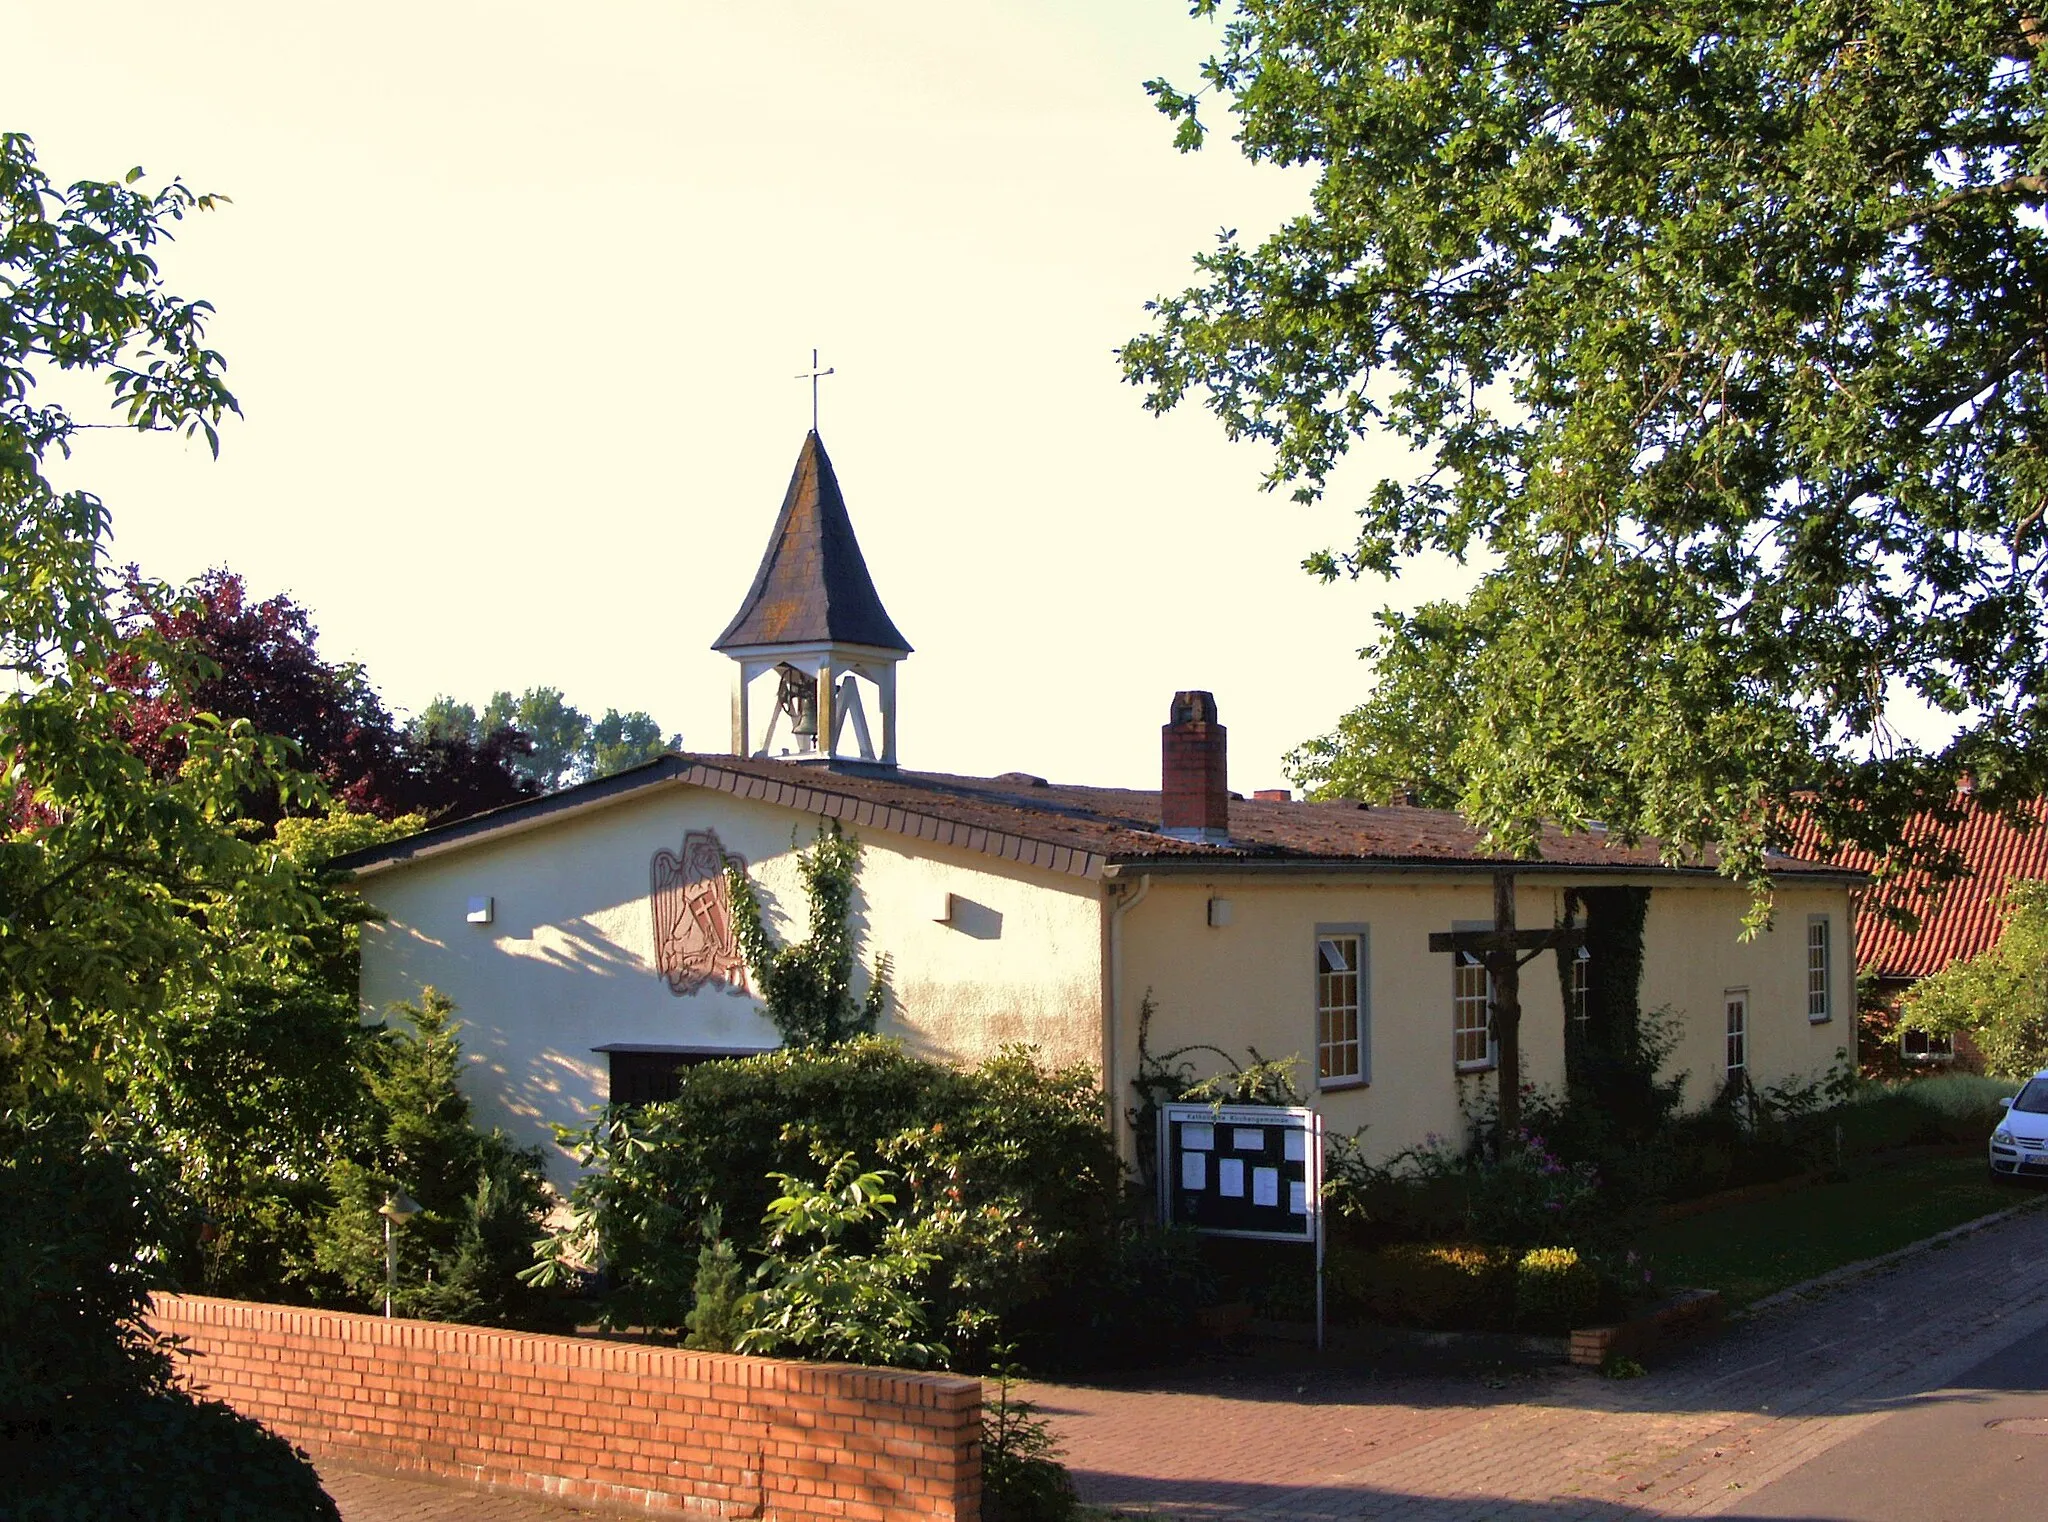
[1158,1103,1321,1243]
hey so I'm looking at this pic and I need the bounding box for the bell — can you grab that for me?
[775,662,819,749]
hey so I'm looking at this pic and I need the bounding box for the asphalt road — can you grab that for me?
[1728,1315,2048,1522]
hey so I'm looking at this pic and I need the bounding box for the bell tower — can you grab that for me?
[713,431,909,766]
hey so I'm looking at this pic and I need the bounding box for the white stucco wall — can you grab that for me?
[356,780,1104,1182]
[1114,872,1857,1165]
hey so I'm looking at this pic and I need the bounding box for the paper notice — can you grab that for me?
[1283,1128,1307,1163]
[1232,1128,1265,1152]
[1252,1167,1279,1208]
[1289,1180,1309,1214]
[1218,1158,1246,1197]
[1181,1151,1207,1191]
[1181,1122,1215,1152]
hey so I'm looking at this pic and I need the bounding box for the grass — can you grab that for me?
[1639,1154,2041,1307]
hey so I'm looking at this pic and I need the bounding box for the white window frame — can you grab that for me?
[1315,925,1370,1088]
[1806,915,1833,1022]
[1570,944,1592,1029]
[1450,920,1496,1071]
[1901,1027,1955,1063]
[1725,988,1749,1076]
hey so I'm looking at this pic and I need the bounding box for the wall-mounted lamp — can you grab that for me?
[932,891,956,925]
[466,896,494,925]
[1207,897,1233,928]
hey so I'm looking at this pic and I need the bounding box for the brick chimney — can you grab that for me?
[1161,690,1229,843]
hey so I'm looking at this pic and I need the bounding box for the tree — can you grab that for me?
[1900,879,2048,1077]
[482,686,589,791]
[725,823,891,1048]
[591,706,676,776]
[309,988,549,1323]
[419,688,677,788]
[0,129,334,1514]
[1128,4,2048,893]
[0,134,321,1096]
[116,568,537,825]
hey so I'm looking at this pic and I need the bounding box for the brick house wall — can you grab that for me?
[151,1294,981,1520]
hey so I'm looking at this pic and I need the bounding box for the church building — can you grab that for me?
[341,431,1861,1185]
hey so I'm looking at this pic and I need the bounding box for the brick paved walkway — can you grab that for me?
[321,1465,613,1520]
[325,1199,2048,1520]
[1034,1198,2048,1519]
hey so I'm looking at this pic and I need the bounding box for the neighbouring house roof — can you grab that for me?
[1789,795,2048,981]
[335,752,1859,887]
[712,431,911,655]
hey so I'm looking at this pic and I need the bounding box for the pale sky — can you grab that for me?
[15,2,1473,792]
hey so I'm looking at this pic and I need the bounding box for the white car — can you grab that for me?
[1990,1070,2048,1181]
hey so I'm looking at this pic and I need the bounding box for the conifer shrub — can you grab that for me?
[308,988,550,1324]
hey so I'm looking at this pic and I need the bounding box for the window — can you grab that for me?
[1724,990,1749,1075]
[607,1050,690,1106]
[1807,916,1832,1022]
[1570,945,1592,1029]
[1901,1027,1955,1063]
[1316,930,1366,1084]
[598,1044,773,1106]
[1454,951,1494,1069]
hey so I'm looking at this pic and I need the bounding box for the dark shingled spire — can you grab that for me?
[713,431,911,655]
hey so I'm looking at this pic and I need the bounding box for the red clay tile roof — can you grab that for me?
[1788,796,2048,980]
[339,752,1857,886]
[712,431,910,655]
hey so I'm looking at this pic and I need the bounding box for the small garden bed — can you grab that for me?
[1638,1154,2038,1307]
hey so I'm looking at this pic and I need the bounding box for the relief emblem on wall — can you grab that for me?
[651,830,749,996]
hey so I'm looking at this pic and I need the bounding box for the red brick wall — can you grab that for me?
[151,1294,980,1520]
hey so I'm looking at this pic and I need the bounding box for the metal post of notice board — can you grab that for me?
[1159,1102,1324,1351]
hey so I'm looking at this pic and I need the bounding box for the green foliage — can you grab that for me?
[1132,4,2048,892]
[0,1103,334,1518]
[735,1149,947,1368]
[309,989,549,1323]
[0,134,332,1509]
[590,708,674,776]
[539,1039,1184,1370]
[1561,889,1666,1124]
[1126,991,1303,1194]
[1513,1247,1600,1334]
[482,687,590,792]
[0,134,333,1099]
[981,1348,1083,1522]
[0,1104,176,1417]
[1330,1125,1606,1253]
[1331,1241,1606,1333]
[10,1388,339,1522]
[129,980,377,1299]
[1334,1242,1517,1331]
[1901,880,2048,1076]
[682,1207,745,1353]
[726,822,890,1048]
[417,689,677,790]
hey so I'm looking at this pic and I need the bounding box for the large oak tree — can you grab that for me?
[1126,2,2048,893]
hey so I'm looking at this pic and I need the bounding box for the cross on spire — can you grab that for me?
[794,348,835,432]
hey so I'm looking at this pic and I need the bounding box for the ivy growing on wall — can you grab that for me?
[1556,887,1674,1139]
[725,821,891,1049]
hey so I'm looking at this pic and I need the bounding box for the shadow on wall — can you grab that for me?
[375,908,770,1175]
[945,896,1004,941]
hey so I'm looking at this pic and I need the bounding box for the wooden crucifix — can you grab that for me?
[1427,871,1585,1147]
